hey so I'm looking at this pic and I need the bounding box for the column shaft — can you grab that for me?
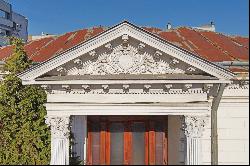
[46,116,70,165]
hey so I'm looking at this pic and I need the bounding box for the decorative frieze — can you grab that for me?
[171,58,179,65]
[227,81,249,89]
[105,43,113,52]
[67,44,185,75]
[62,85,71,90]
[123,84,130,93]
[122,34,129,45]
[138,43,145,53]
[164,84,173,92]
[202,83,213,93]
[41,83,209,95]
[183,84,193,92]
[41,84,51,90]
[143,84,151,92]
[73,58,82,65]
[187,66,196,72]
[154,50,162,57]
[82,85,90,91]
[89,50,96,57]
[56,66,66,76]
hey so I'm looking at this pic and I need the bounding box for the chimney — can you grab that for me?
[166,22,172,30]
[210,21,215,32]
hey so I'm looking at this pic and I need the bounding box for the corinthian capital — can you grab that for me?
[181,115,209,138]
[45,116,70,138]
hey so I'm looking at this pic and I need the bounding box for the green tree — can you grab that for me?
[0,38,50,164]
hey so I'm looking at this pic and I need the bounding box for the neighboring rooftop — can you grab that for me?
[0,24,248,73]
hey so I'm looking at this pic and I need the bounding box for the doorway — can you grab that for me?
[86,116,168,165]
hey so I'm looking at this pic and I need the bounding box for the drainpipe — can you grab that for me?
[211,83,227,165]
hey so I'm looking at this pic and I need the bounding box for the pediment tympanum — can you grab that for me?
[45,36,203,77]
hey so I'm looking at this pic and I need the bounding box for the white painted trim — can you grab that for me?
[22,79,231,85]
[45,103,210,116]
[47,93,208,103]
[18,22,235,82]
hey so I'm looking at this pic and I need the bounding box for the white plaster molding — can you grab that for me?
[227,82,249,90]
[56,66,66,76]
[187,66,196,72]
[180,115,209,165]
[171,58,180,65]
[89,50,96,57]
[22,79,231,85]
[183,84,193,92]
[202,83,214,93]
[73,58,82,65]
[48,88,206,95]
[82,85,90,91]
[45,103,210,116]
[67,44,185,75]
[45,116,70,138]
[105,43,113,52]
[45,116,70,165]
[181,115,209,138]
[138,43,145,53]
[122,34,129,44]
[41,84,51,90]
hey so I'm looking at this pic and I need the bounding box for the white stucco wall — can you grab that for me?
[169,85,249,165]
[201,85,249,165]
[217,86,249,165]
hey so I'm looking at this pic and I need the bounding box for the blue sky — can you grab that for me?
[8,0,249,37]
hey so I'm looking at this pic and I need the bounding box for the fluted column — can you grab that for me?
[181,115,208,165]
[46,116,70,165]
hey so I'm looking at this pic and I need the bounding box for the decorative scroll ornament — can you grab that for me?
[181,115,209,138]
[67,44,185,75]
[45,116,70,138]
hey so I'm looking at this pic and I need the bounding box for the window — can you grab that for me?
[0,10,7,18]
[0,29,6,36]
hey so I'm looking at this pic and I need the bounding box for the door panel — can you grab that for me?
[132,122,146,165]
[110,123,124,165]
[87,116,168,165]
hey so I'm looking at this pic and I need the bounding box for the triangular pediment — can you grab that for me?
[18,21,235,83]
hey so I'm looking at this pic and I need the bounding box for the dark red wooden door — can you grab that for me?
[87,116,168,165]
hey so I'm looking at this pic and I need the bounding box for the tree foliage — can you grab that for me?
[0,38,50,164]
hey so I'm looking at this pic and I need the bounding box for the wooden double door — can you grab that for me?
[87,116,168,165]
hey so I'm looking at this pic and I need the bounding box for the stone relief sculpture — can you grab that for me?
[67,44,185,75]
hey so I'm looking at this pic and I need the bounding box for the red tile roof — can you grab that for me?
[0,26,248,73]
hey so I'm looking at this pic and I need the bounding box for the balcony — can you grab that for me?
[0,17,13,29]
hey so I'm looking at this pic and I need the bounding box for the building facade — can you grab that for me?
[0,21,249,165]
[0,0,28,46]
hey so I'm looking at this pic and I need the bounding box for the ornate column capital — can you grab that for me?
[181,115,209,138]
[45,116,70,139]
